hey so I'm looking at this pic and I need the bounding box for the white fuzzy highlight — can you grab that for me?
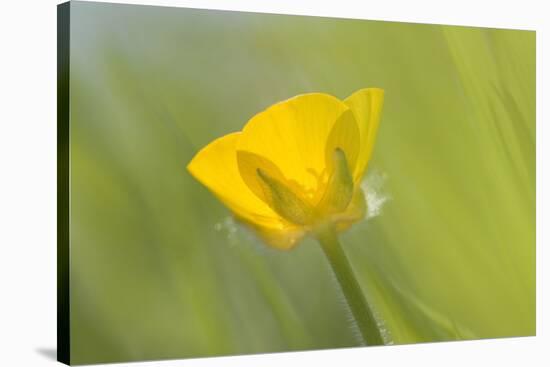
[361,170,391,220]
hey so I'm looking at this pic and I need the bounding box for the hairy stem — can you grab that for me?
[315,225,384,346]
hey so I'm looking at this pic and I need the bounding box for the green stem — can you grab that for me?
[315,225,384,346]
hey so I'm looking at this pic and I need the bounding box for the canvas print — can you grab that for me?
[57,1,536,365]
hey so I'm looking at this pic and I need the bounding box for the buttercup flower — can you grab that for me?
[187,88,384,250]
[188,88,386,346]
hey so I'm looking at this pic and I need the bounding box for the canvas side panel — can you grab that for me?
[57,2,70,365]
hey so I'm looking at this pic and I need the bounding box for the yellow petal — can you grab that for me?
[187,132,286,230]
[324,109,360,176]
[237,93,355,204]
[236,214,305,251]
[344,88,384,183]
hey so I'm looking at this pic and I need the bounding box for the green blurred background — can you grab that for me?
[68,1,535,364]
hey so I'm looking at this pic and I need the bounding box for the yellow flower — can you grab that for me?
[187,88,384,250]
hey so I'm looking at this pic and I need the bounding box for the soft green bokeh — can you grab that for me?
[68,1,535,364]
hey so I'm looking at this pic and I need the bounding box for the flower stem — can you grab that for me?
[315,225,384,346]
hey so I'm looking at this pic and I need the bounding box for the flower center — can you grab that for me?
[255,148,354,227]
